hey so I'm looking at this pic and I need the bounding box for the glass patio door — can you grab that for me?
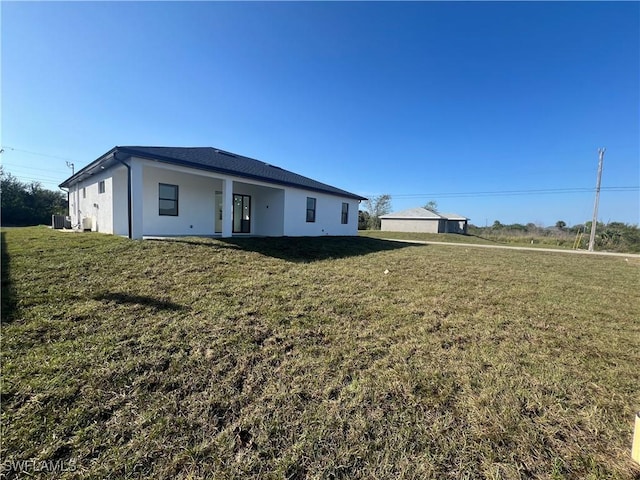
[233,194,251,233]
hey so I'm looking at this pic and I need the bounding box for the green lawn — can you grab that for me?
[360,229,640,253]
[359,230,577,250]
[2,227,639,479]
[360,229,499,245]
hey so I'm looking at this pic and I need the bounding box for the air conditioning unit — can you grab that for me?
[82,217,93,231]
[51,215,66,229]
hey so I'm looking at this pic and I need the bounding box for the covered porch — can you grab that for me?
[124,158,285,238]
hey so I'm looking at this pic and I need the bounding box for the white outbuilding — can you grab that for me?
[380,208,469,234]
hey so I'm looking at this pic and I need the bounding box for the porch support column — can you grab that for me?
[222,178,233,238]
[130,159,144,239]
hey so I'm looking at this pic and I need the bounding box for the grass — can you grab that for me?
[359,230,577,250]
[359,230,500,245]
[360,228,640,253]
[2,226,639,479]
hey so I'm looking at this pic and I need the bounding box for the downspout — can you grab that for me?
[113,150,132,239]
[58,186,69,215]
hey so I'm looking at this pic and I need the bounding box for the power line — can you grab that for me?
[2,173,66,183]
[13,177,64,185]
[10,174,62,184]
[0,145,81,163]
[1,162,67,175]
[3,169,65,181]
[376,186,638,199]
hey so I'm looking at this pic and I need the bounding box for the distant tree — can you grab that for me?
[508,223,527,232]
[595,222,640,253]
[555,220,567,230]
[363,194,392,230]
[358,210,370,230]
[1,170,66,226]
[467,219,638,252]
[423,200,438,212]
[584,221,602,230]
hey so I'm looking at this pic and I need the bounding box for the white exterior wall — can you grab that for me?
[70,170,113,233]
[67,166,128,235]
[69,184,80,228]
[69,157,360,237]
[112,167,129,236]
[233,182,285,236]
[141,165,220,236]
[137,159,358,237]
[282,188,359,236]
[381,218,442,233]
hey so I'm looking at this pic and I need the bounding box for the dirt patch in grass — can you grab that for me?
[2,227,639,479]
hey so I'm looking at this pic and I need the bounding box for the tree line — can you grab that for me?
[469,220,640,253]
[358,194,638,252]
[1,170,67,226]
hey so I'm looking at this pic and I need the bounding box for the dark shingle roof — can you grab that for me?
[60,146,366,200]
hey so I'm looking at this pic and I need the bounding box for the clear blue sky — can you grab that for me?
[2,1,638,226]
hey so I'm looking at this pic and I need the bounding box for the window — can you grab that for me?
[82,187,86,198]
[341,202,349,224]
[98,181,105,194]
[159,183,178,216]
[306,197,316,223]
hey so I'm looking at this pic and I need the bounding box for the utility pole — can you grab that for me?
[588,148,605,252]
[66,161,75,175]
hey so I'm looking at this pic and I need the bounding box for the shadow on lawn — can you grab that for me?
[1,232,18,324]
[94,292,189,312]
[217,236,420,263]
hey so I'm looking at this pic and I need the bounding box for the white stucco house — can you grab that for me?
[380,208,469,234]
[59,146,366,239]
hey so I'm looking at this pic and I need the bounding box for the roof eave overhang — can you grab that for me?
[59,147,120,188]
[381,216,469,221]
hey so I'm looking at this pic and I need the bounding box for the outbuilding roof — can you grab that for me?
[60,146,367,201]
[380,207,443,219]
[438,213,469,221]
[380,207,468,221]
